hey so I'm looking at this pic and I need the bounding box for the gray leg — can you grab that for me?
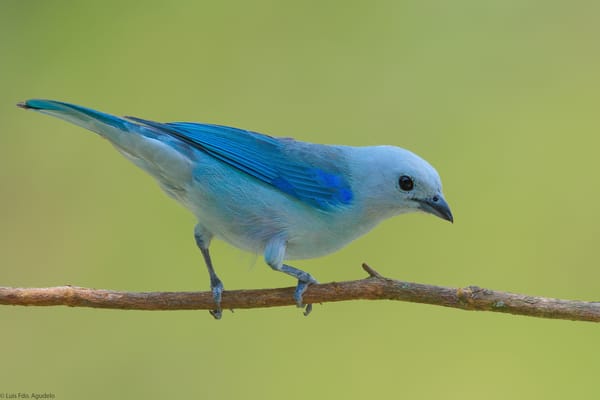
[264,236,318,316]
[194,224,223,319]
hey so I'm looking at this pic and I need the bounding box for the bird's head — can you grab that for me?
[351,146,453,223]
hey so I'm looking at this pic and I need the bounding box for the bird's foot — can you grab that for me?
[294,277,317,316]
[209,279,224,320]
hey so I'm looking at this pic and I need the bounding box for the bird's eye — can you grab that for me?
[398,175,414,191]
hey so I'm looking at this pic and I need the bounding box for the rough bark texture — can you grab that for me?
[1,264,598,322]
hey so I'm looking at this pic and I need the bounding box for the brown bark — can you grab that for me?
[1,264,598,322]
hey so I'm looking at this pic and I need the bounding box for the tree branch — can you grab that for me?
[1,264,598,322]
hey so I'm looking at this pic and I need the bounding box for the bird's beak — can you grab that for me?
[417,195,453,223]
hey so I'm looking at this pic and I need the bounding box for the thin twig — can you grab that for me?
[1,264,598,322]
[361,263,384,279]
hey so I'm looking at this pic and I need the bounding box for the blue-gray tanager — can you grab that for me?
[18,99,452,318]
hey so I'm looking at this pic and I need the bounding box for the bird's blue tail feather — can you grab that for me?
[18,99,134,137]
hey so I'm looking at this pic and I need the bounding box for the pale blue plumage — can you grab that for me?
[19,99,453,318]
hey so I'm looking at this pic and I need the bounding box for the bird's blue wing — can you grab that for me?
[126,117,353,209]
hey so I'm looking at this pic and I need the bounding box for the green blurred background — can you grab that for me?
[1,1,599,398]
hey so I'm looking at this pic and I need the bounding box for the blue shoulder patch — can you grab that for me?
[126,117,353,209]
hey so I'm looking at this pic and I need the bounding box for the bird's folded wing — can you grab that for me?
[125,117,353,210]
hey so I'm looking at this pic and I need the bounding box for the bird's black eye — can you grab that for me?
[398,175,414,191]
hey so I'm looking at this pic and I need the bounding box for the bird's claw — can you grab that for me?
[209,279,224,320]
[294,279,317,316]
[303,304,313,316]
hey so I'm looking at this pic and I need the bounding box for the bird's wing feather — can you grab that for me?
[125,117,353,209]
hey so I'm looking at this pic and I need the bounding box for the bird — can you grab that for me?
[18,99,453,319]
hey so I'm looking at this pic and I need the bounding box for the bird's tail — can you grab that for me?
[17,99,140,143]
[18,99,195,188]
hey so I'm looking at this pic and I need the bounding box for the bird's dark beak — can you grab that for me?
[417,195,453,223]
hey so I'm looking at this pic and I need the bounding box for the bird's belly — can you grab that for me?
[284,232,353,260]
[191,197,377,261]
[207,213,364,260]
[151,153,379,261]
[284,216,380,260]
[173,178,371,260]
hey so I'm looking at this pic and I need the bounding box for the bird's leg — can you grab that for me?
[199,247,224,319]
[194,225,223,319]
[265,236,317,316]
